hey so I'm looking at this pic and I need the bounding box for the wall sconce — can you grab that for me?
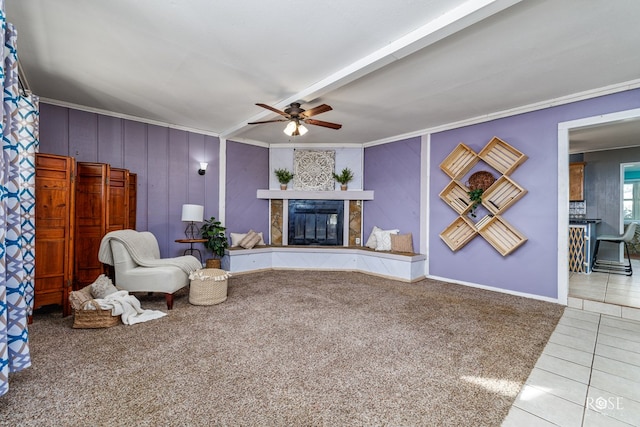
[198,162,208,175]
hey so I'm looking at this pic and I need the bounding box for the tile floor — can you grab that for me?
[568,259,640,314]
[502,260,640,426]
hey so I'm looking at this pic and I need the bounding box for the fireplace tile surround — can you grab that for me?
[259,189,373,247]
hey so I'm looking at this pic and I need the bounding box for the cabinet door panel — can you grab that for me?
[35,153,75,315]
[107,168,129,233]
[128,173,137,230]
[569,162,585,201]
[75,163,108,289]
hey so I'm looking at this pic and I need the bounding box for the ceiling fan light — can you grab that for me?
[298,124,308,135]
[283,121,297,136]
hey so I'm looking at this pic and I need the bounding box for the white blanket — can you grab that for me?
[93,290,166,325]
[98,230,202,274]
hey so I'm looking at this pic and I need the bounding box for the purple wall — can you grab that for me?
[38,86,640,300]
[364,137,422,250]
[225,141,269,238]
[430,88,640,299]
[39,103,220,258]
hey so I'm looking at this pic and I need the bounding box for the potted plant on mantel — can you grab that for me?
[200,216,228,269]
[274,168,294,190]
[333,167,354,190]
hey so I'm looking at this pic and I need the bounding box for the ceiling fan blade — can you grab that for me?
[256,103,290,118]
[248,119,288,125]
[305,119,342,130]
[300,104,332,118]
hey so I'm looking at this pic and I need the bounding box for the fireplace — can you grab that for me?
[288,200,344,246]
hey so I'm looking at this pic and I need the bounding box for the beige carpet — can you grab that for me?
[0,271,563,426]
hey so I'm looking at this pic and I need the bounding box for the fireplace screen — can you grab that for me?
[288,200,344,246]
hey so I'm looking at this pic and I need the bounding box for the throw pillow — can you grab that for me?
[231,231,265,247]
[391,233,414,253]
[90,274,118,299]
[239,230,261,249]
[230,232,246,247]
[374,229,399,251]
[365,226,382,248]
[69,287,93,310]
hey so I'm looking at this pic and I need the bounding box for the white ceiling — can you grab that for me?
[570,118,640,153]
[7,0,640,146]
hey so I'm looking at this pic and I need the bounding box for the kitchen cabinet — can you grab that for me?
[569,162,586,201]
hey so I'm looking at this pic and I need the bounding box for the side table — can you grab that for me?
[175,238,207,262]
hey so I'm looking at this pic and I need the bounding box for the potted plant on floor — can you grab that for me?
[200,216,228,268]
[333,167,354,190]
[274,168,294,190]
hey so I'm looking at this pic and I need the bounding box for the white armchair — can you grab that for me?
[99,230,203,309]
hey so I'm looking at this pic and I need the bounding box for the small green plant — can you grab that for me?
[332,167,354,185]
[468,189,484,218]
[200,216,228,258]
[274,168,294,184]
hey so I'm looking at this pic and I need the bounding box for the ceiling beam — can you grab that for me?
[220,0,524,140]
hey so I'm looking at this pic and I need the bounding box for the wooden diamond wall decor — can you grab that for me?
[439,137,528,256]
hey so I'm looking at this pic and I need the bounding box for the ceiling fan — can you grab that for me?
[248,102,342,136]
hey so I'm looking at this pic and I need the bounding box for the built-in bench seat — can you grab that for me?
[221,245,426,282]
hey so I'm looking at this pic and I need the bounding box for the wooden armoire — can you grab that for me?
[34,155,137,314]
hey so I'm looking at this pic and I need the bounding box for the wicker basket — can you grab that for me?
[69,283,120,329]
[205,259,221,269]
[466,170,496,192]
[72,300,120,329]
[189,268,230,306]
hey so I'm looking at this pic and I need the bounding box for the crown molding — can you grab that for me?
[40,97,221,138]
[364,78,640,147]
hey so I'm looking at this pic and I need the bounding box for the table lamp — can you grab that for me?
[181,204,204,239]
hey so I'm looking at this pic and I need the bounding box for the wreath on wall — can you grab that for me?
[466,171,495,217]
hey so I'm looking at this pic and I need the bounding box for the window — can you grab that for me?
[623,182,640,220]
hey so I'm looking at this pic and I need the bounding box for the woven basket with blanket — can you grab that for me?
[68,275,120,329]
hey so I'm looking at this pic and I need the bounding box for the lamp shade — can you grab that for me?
[181,204,204,222]
[283,121,297,136]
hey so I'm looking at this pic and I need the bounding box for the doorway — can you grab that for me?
[558,107,640,305]
[558,109,640,304]
[623,162,640,259]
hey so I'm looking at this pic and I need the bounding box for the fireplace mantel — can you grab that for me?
[257,189,374,200]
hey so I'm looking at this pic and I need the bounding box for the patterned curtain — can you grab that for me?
[0,0,39,397]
